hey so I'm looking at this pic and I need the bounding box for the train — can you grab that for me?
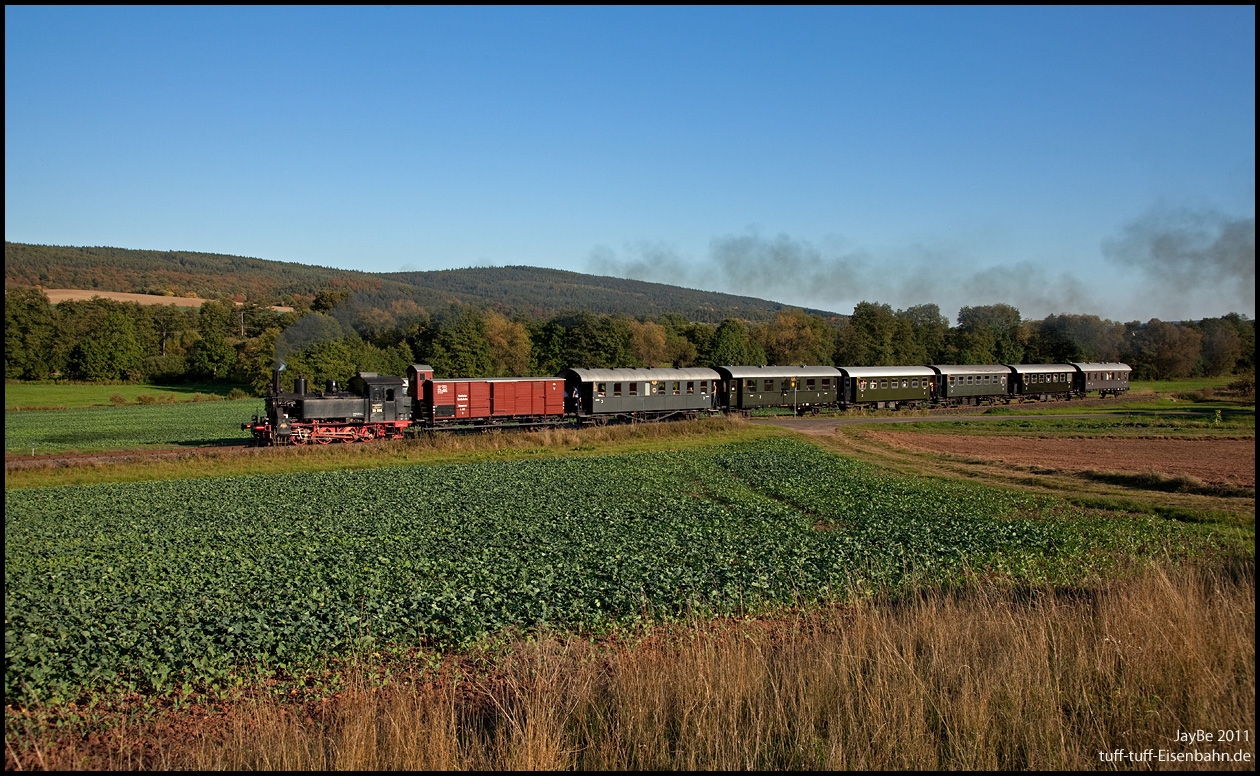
[244,361,1131,445]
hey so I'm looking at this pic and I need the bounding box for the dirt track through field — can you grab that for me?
[865,432,1255,487]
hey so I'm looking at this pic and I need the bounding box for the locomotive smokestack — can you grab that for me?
[326,379,337,393]
[295,376,307,396]
[272,368,282,396]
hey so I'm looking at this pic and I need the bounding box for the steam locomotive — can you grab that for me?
[244,361,1131,446]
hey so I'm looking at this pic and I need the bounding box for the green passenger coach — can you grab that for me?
[1007,363,1076,399]
[560,367,720,422]
[837,366,936,409]
[930,364,1011,405]
[715,366,842,414]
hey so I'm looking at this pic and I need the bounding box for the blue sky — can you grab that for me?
[5,7,1254,322]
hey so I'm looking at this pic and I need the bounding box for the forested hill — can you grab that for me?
[379,266,838,321]
[4,242,836,322]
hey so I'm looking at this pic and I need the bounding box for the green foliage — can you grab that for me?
[428,307,493,378]
[898,304,950,363]
[528,318,568,376]
[756,308,833,366]
[835,302,917,366]
[1025,314,1123,364]
[562,312,633,369]
[708,318,763,367]
[1193,316,1250,377]
[187,305,238,380]
[312,289,352,312]
[5,287,57,379]
[66,309,144,381]
[954,304,1025,364]
[1123,319,1203,379]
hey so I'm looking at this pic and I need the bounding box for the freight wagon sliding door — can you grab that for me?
[544,380,564,415]
[468,382,491,419]
[490,382,516,416]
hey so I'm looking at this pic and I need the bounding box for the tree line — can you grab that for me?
[5,287,1254,394]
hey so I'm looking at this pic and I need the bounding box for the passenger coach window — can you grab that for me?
[687,381,695,394]
[701,381,709,393]
[629,383,637,396]
[613,382,622,397]
[672,381,680,395]
[765,379,774,391]
[597,383,607,397]
[746,379,756,390]
[880,379,889,389]
[806,379,815,390]
[911,379,917,388]
[822,378,831,388]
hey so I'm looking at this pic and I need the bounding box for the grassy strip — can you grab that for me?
[1129,375,1237,394]
[4,418,783,489]
[845,412,1255,437]
[1077,469,1254,498]
[7,560,1253,770]
[5,380,251,410]
[980,397,1253,416]
[5,400,260,455]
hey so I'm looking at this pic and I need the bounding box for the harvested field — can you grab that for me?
[39,288,293,312]
[867,432,1255,487]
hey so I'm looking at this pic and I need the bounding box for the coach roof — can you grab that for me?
[930,364,1013,376]
[836,366,937,378]
[560,367,721,382]
[717,365,842,379]
[1006,363,1077,374]
[1071,362,1132,372]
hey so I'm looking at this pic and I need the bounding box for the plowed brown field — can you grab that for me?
[866,432,1255,487]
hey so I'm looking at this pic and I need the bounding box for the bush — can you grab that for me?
[1226,370,1255,402]
[226,388,248,400]
[109,394,127,406]
[136,394,158,405]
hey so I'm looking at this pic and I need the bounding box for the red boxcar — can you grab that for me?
[424,378,565,425]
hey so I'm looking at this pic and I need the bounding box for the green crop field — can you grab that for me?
[5,381,249,410]
[5,401,259,454]
[5,437,1233,705]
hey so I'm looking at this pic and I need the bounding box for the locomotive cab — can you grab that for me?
[346,372,409,422]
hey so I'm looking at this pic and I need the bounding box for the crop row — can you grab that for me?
[4,400,258,454]
[5,438,1203,703]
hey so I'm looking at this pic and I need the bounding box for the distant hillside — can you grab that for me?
[4,242,838,322]
[380,266,839,321]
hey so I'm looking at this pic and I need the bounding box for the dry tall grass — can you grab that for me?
[19,561,1247,770]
